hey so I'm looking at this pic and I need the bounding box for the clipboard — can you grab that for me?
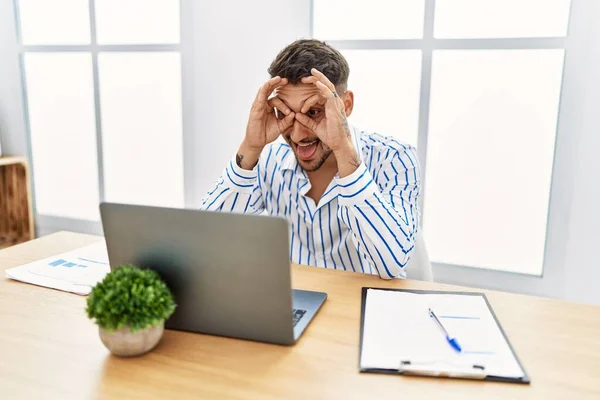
[358,287,530,384]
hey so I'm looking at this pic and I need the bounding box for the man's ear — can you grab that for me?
[343,90,354,117]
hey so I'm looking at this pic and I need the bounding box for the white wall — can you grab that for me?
[560,0,600,305]
[186,0,311,205]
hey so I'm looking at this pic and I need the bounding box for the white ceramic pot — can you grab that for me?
[99,322,164,357]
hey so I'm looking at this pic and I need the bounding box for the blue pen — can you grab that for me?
[429,308,462,353]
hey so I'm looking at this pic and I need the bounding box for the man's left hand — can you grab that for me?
[295,68,353,153]
[295,68,361,177]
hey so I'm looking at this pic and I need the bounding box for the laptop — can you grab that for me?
[99,202,327,345]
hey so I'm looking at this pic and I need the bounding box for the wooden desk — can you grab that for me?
[1,232,599,399]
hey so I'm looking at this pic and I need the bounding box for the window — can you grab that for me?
[94,0,180,45]
[16,0,184,223]
[313,0,425,40]
[23,53,99,220]
[313,0,570,276]
[98,52,184,208]
[425,50,563,274]
[342,50,421,146]
[19,0,91,45]
[434,0,571,39]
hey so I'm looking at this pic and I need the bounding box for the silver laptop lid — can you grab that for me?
[99,202,296,344]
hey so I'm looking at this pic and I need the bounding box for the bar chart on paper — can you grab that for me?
[5,241,110,294]
[30,246,109,285]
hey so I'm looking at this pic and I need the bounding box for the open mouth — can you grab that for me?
[293,140,319,161]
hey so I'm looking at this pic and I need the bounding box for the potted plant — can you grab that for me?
[86,265,176,357]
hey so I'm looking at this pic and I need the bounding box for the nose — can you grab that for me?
[288,120,312,143]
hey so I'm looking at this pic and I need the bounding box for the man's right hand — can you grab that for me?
[237,76,295,170]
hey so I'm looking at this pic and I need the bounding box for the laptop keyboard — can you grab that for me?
[293,308,307,327]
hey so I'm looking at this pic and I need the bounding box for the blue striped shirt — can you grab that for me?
[200,126,421,279]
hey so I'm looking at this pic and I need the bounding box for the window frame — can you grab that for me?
[310,0,574,295]
[13,0,191,235]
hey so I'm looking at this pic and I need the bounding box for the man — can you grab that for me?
[200,39,421,279]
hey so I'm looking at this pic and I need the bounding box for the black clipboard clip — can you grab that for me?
[399,360,487,380]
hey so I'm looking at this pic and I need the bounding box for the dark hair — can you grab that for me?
[268,39,350,91]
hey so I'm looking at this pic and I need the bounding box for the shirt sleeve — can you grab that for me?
[336,146,421,279]
[199,155,265,214]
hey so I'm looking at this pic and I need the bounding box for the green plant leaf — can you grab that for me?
[86,265,177,332]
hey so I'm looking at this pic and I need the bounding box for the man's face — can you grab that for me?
[275,83,332,172]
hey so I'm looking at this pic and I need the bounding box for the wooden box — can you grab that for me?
[0,156,34,249]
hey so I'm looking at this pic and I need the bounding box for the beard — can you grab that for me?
[283,133,333,172]
[300,146,333,172]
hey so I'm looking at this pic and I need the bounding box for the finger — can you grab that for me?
[300,93,326,114]
[256,76,281,102]
[311,68,336,92]
[315,80,336,100]
[301,76,318,84]
[302,75,338,97]
[277,77,289,88]
[314,81,346,119]
[294,112,319,132]
[256,76,288,103]
[277,111,296,132]
[267,96,291,116]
